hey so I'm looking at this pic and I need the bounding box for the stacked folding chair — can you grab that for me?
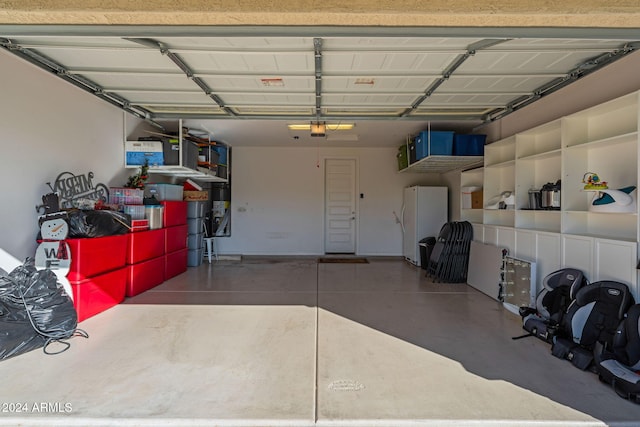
[426,221,473,283]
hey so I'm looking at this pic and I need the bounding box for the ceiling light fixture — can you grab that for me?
[287,122,354,131]
[310,122,326,137]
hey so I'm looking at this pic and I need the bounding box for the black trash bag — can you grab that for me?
[0,259,87,361]
[67,209,131,238]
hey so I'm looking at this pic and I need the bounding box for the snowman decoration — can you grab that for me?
[34,194,73,300]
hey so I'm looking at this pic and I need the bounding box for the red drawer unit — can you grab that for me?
[161,201,187,227]
[125,256,165,297]
[127,228,165,264]
[165,248,188,280]
[66,234,128,282]
[70,267,127,322]
[165,224,188,253]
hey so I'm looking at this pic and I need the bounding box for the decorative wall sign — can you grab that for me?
[36,171,109,212]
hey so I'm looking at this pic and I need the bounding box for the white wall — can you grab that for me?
[0,49,129,261]
[218,146,443,256]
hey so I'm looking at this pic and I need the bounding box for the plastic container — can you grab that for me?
[187,217,204,234]
[130,219,149,232]
[66,234,128,282]
[187,201,206,219]
[162,138,180,165]
[70,267,127,322]
[127,228,165,264]
[187,232,203,250]
[125,256,165,297]
[182,140,199,171]
[145,206,164,229]
[165,248,188,280]
[123,204,146,220]
[212,145,228,165]
[187,248,204,267]
[397,144,408,170]
[146,183,183,201]
[161,201,187,227]
[453,134,486,156]
[109,187,144,205]
[165,224,188,253]
[414,130,454,160]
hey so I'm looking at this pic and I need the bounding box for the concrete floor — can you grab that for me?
[2,258,640,426]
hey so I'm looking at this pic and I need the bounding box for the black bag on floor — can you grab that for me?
[0,259,87,361]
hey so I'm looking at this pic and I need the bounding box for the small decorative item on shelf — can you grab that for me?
[125,160,149,190]
[583,172,637,213]
[589,186,637,213]
[582,172,608,190]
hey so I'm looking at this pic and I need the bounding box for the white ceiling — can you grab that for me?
[1,27,639,147]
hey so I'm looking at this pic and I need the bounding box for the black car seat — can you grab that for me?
[597,304,640,403]
[516,268,587,343]
[551,280,634,370]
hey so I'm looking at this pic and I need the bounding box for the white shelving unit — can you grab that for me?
[400,155,484,174]
[124,117,229,183]
[469,90,640,299]
[483,135,516,227]
[460,167,484,224]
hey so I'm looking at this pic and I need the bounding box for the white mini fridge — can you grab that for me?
[402,186,448,266]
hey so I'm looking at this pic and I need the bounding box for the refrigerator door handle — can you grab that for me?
[400,204,406,234]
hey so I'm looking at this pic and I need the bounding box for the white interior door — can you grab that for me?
[325,158,356,254]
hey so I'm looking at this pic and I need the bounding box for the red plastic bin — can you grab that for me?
[127,228,165,264]
[125,256,165,297]
[165,248,188,280]
[71,267,127,322]
[161,201,187,227]
[165,224,188,253]
[66,234,128,282]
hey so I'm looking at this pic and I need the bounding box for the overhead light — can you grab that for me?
[310,122,326,137]
[326,123,354,131]
[287,122,354,131]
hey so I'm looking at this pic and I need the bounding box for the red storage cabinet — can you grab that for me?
[71,267,127,322]
[161,201,187,227]
[66,234,128,281]
[127,228,165,264]
[125,256,165,297]
[165,248,188,280]
[165,224,188,253]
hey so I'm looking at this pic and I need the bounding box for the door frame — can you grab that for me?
[323,157,359,254]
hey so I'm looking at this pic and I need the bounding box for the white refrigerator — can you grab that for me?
[402,186,448,266]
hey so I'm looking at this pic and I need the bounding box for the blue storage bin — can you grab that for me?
[212,145,228,165]
[453,134,486,156]
[414,131,454,160]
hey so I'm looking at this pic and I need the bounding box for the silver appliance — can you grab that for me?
[528,189,541,210]
[401,186,448,266]
[540,180,561,209]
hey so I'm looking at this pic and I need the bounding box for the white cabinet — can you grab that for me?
[561,234,596,280]
[468,90,640,299]
[594,238,638,296]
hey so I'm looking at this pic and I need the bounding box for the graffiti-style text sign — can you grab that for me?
[46,171,109,208]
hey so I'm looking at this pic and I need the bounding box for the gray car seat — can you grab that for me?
[552,280,634,370]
